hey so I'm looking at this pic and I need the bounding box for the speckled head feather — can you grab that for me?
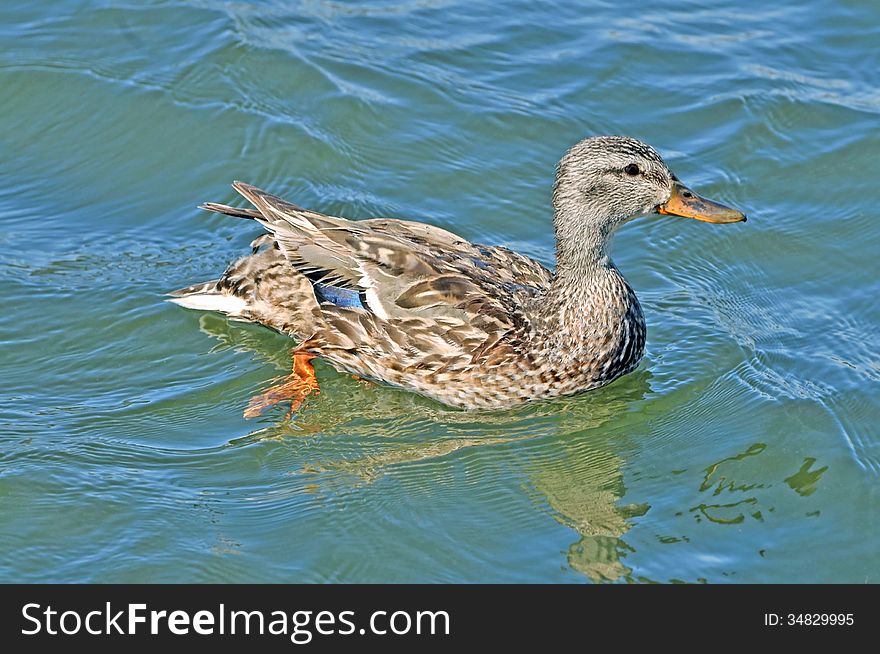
[169,136,744,412]
[552,136,676,274]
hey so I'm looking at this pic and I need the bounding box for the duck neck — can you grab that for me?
[540,204,637,354]
[552,203,617,287]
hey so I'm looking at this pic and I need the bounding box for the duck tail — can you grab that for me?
[166,279,248,316]
[197,202,262,220]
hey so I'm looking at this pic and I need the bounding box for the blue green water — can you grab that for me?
[1,0,878,583]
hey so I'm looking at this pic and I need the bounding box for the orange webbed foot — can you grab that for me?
[244,350,320,419]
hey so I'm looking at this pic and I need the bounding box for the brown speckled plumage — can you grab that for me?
[169,136,744,410]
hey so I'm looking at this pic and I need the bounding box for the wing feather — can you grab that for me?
[227,182,551,364]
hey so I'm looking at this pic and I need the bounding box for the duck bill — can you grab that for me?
[657,181,746,224]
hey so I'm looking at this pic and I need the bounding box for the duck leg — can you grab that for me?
[243,350,320,419]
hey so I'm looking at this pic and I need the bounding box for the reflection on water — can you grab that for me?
[530,444,649,582]
[200,314,653,581]
[197,305,839,582]
[699,443,768,494]
[691,443,828,530]
[784,459,828,497]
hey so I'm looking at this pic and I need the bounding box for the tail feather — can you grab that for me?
[198,202,262,220]
[167,279,220,297]
[166,279,249,316]
[197,182,307,222]
[171,182,320,322]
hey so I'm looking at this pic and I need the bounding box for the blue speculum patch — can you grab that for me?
[313,282,365,309]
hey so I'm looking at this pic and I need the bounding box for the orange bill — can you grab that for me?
[657,181,746,224]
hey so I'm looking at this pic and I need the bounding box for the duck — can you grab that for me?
[168,136,745,416]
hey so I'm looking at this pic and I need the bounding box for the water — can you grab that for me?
[1,0,878,583]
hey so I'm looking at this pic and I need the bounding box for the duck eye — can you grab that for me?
[624,163,640,176]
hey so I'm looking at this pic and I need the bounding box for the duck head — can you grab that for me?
[552,136,745,266]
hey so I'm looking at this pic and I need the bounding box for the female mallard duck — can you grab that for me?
[169,136,745,416]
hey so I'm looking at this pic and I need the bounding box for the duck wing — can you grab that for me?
[230,182,550,331]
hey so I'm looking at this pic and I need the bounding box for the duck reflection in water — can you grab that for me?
[197,313,653,582]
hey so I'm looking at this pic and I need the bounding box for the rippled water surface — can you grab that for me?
[2,0,878,582]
